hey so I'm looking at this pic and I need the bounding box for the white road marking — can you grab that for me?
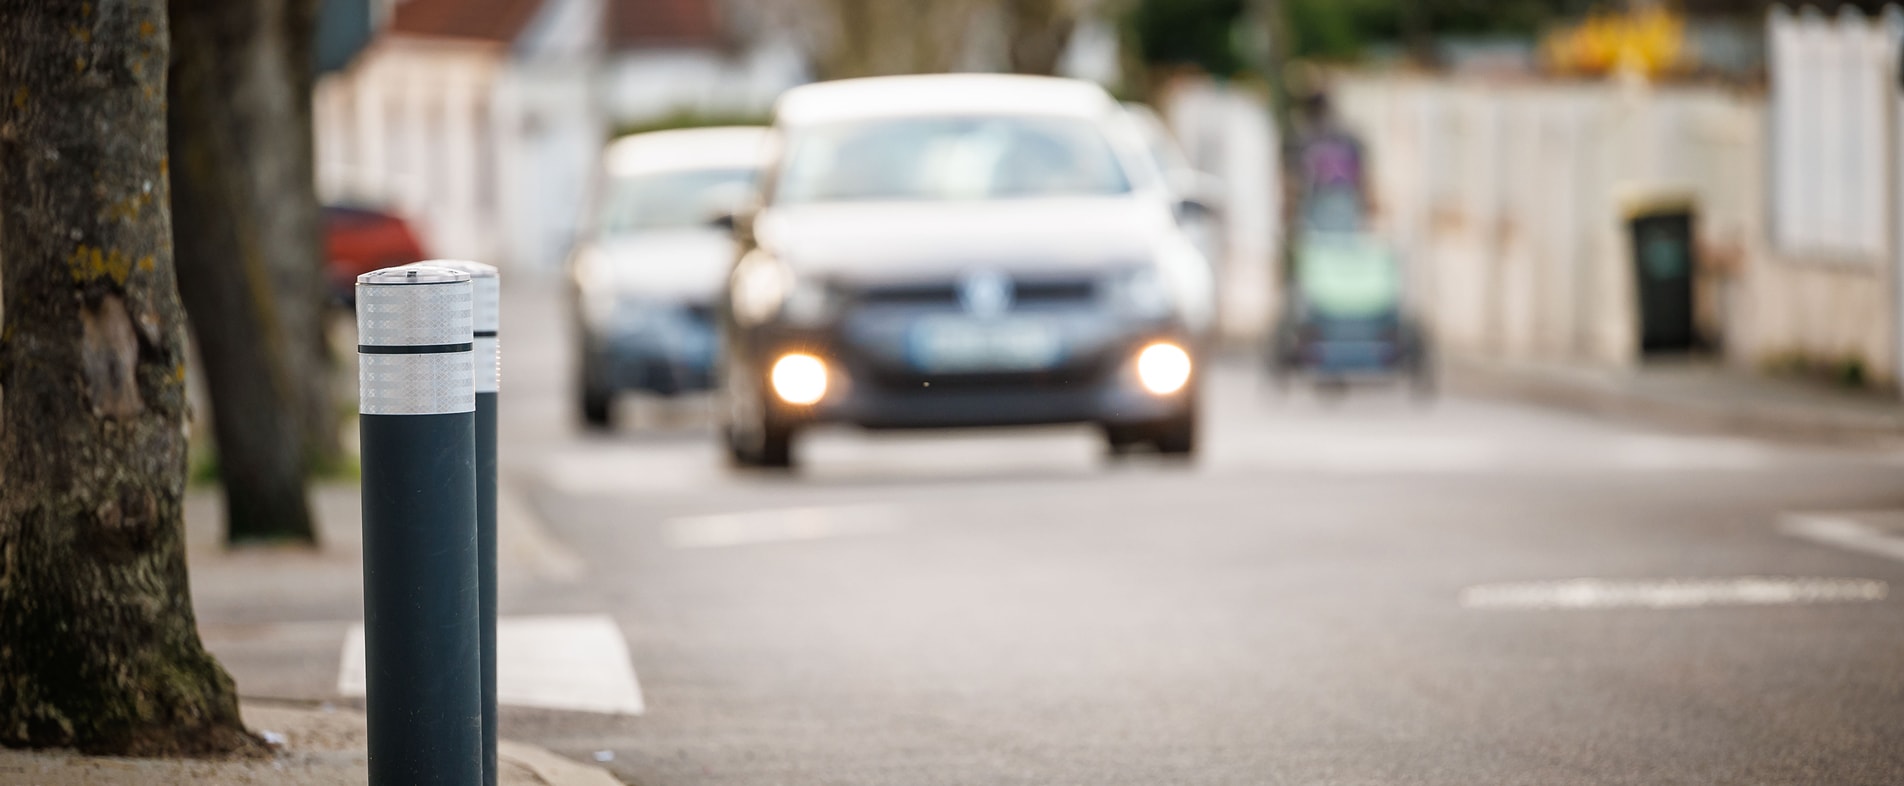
[667,504,901,549]
[1461,577,1888,610]
[339,614,644,715]
[1781,513,1904,564]
[541,448,722,497]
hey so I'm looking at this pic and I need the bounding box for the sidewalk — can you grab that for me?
[166,482,612,783]
[0,702,619,785]
[1449,356,1904,445]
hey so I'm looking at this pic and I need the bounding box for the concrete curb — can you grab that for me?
[0,703,621,786]
[1447,358,1904,447]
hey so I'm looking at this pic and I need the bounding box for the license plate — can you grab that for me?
[909,318,1062,372]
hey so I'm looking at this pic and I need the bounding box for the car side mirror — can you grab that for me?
[1175,195,1215,222]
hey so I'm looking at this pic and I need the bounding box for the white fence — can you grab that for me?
[1767,6,1902,261]
[1334,75,1762,367]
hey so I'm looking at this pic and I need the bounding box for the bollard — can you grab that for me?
[357,265,483,786]
[414,259,500,786]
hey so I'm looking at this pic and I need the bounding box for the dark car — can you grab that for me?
[717,75,1216,469]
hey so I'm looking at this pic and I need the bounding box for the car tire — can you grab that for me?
[580,385,613,430]
[1152,412,1197,458]
[1101,424,1147,458]
[726,420,796,470]
[722,372,797,470]
[756,423,795,469]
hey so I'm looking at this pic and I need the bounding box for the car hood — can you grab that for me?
[754,198,1173,283]
[586,229,736,301]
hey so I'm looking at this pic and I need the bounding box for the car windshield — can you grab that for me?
[597,168,756,235]
[774,115,1131,204]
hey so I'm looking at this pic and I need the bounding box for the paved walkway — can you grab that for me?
[1450,355,1904,444]
[0,703,619,785]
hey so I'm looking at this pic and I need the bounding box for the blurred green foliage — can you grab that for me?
[1125,0,1582,73]
[1125,0,1248,76]
[612,108,774,140]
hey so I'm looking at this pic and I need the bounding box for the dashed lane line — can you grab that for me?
[1782,513,1904,565]
[1461,576,1888,610]
[666,503,902,549]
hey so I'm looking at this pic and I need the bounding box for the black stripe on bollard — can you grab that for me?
[357,265,483,786]
[358,342,475,355]
[411,259,502,786]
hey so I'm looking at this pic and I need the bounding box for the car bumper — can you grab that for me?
[747,327,1196,429]
[589,331,717,395]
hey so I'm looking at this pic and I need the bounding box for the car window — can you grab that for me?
[597,168,756,235]
[773,116,1131,205]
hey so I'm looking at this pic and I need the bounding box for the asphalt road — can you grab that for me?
[205,283,1904,785]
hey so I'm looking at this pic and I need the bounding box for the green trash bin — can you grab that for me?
[1629,201,1698,354]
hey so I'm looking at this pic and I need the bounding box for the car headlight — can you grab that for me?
[730,250,792,326]
[1108,266,1173,319]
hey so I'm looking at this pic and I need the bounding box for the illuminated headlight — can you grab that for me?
[730,250,792,325]
[1108,266,1173,318]
[1136,342,1192,395]
[770,353,828,406]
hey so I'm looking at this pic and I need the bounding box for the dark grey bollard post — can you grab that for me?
[416,259,500,786]
[356,265,483,786]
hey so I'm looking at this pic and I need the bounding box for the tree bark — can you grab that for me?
[814,0,985,79]
[168,0,320,545]
[0,0,260,756]
[1002,0,1078,76]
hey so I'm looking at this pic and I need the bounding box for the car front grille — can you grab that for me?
[863,356,1112,394]
[854,276,1099,311]
[682,301,717,325]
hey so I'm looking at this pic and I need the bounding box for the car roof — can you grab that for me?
[774,74,1120,128]
[604,126,772,177]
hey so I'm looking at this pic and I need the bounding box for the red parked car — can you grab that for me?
[324,205,429,306]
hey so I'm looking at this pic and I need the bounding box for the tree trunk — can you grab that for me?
[168,0,320,545]
[267,0,339,474]
[0,0,260,756]
[1002,0,1077,76]
[815,0,985,79]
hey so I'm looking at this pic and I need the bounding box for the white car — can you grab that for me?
[717,74,1218,467]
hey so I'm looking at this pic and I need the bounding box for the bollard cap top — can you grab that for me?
[358,265,470,287]
[409,259,498,279]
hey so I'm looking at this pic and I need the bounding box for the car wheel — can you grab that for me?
[722,366,796,471]
[1152,412,1197,458]
[756,423,795,470]
[1101,424,1146,458]
[579,366,614,430]
[580,389,613,430]
[727,419,796,470]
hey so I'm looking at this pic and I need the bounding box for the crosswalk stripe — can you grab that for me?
[339,614,643,715]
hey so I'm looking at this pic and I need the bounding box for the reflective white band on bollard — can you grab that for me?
[406,260,499,393]
[357,266,476,415]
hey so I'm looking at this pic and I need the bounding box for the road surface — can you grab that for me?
[204,283,1904,785]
